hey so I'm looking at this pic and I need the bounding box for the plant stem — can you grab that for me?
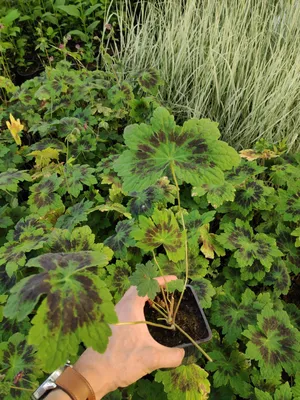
[170,162,189,322]
[9,386,33,392]
[152,250,171,316]
[174,323,212,362]
[150,301,169,320]
[114,321,175,330]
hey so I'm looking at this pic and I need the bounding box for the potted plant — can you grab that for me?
[110,106,241,360]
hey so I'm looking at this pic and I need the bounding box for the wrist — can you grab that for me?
[74,348,118,399]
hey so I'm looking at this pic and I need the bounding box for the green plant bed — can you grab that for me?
[0,64,299,399]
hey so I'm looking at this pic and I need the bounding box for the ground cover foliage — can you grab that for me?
[0,63,299,399]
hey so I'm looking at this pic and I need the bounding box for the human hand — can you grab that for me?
[74,275,185,399]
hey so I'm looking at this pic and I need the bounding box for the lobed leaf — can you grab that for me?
[155,364,210,400]
[104,220,136,259]
[0,169,31,192]
[243,306,300,380]
[206,349,252,398]
[4,251,117,371]
[211,288,266,344]
[129,261,159,299]
[132,208,185,262]
[217,219,283,268]
[114,107,240,192]
[28,174,64,216]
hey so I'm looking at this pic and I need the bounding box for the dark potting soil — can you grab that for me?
[144,286,209,347]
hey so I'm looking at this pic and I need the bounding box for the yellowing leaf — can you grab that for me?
[29,148,60,169]
[6,113,24,146]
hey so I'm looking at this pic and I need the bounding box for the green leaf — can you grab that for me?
[206,350,252,398]
[217,219,283,268]
[105,261,132,302]
[0,333,42,400]
[211,288,266,344]
[87,20,100,32]
[28,174,64,216]
[56,200,94,230]
[184,210,216,250]
[113,107,240,192]
[192,181,235,208]
[63,164,97,198]
[166,279,185,293]
[291,372,300,399]
[2,9,20,26]
[157,253,209,280]
[0,206,13,229]
[264,259,291,295]
[137,69,163,95]
[199,224,225,259]
[45,225,111,255]
[104,220,136,259]
[128,177,176,217]
[129,261,160,299]
[0,169,31,192]
[132,208,185,262]
[291,227,300,247]
[56,5,80,17]
[274,382,293,400]
[191,278,216,308]
[254,388,273,400]
[226,159,266,185]
[4,251,117,371]
[108,82,134,107]
[243,306,300,380]
[155,364,210,400]
[232,180,274,216]
[276,188,300,222]
[132,380,167,400]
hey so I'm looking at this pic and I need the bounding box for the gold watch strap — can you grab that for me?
[56,366,96,400]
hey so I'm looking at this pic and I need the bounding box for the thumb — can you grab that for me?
[157,346,185,369]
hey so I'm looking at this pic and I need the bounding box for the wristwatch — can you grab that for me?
[32,361,96,400]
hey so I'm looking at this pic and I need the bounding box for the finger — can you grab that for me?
[155,346,185,369]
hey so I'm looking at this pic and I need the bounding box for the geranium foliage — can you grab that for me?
[0,62,299,399]
[243,306,300,380]
[155,364,210,400]
[113,107,240,192]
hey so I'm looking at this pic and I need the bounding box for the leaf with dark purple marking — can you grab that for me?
[226,159,266,185]
[206,349,252,398]
[105,261,132,302]
[55,199,94,230]
[104,219,136,259]
[243,306,300,380]
[28,174,64,216]
[4,251,116,371]
[276,187,300,222]
[264,259,291,295]
[0,169,31,192]
[155,364,210,400]
[132,208,185,262]
[113,107,240,192]
[217,219,283,268]
[191,278,216,308]
[0,333,42,399]
[211,288,265,344]
[192,181,235,208]
[63,164,97,198]
[128,177,176,217]
[137,69,163,95]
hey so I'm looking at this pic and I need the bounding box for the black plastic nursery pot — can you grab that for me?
[144,285,212,357]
